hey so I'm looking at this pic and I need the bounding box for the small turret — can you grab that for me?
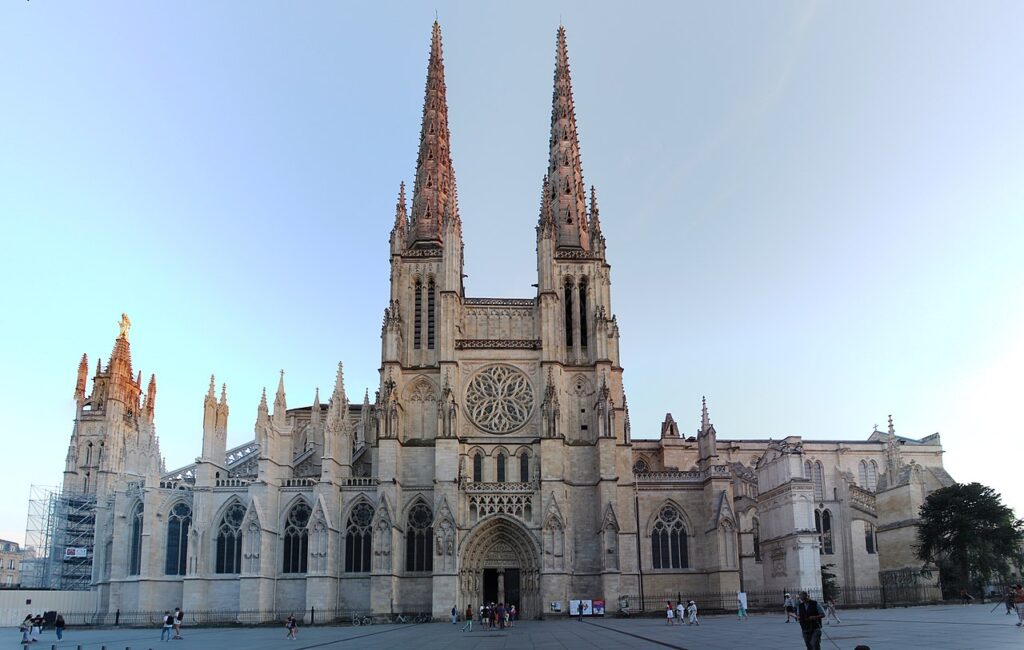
[697,396,719,469]
[144,373,157,421]
[391,182,409,253]
[885,414,902,478]
[216,383,229,435]
[660,413,680,439]
[74,354,89,402]
[273,370,288,426]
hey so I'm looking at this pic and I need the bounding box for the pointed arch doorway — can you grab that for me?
[459,515,541,618]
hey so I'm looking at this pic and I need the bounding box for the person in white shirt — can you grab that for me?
[686,600,699,625]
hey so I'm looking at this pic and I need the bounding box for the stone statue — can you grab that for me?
[118,313,131,341]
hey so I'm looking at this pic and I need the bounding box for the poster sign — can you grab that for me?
[550,601,562,612]
[568,599,593,616]
[64,547,88,559]
[592,599,605,616]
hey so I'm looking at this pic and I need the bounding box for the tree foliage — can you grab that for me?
[915,482,1024,589]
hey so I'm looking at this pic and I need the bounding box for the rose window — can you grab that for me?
[465,365,535,434]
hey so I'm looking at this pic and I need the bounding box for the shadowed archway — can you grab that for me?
[458,515,541,618]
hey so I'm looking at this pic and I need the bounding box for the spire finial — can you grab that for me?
[701,395,710,430]
[220,382,227,405]
[542,25,589,249]
[410,20,457,246]
[207,374,216,398]
[118,313,131,341]
[888,414,895,435]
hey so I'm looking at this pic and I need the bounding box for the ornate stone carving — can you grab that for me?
[463,297,535,307]
[455,339,542,350]
[464,365,535,434]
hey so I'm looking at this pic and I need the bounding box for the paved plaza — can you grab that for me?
[10,605,1023,650]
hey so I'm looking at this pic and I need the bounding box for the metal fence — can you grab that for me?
[40,607,432,628]
[621,583,943,614]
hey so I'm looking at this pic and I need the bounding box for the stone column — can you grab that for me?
[498,569,505,604]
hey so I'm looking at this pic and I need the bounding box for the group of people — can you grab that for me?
[464,602,516,631]
[664,600,699,625]
[784,592,840,625]
[19,613,65,644]
[159,607,185,641]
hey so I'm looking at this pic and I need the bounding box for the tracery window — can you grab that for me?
[651,505,688,569]
[564,280,574,347]
[520,452,529,483]
[345,502,374,573]
[164,502,191,576]
[128,501,143,576]
[473,453,482,482]
[215,501,246,574]
[632,458,649,474]
[405,503,433,572]
[815,508,834,555]
[805,460,825,501]
[496,453,506,483]
[282,502,311,574]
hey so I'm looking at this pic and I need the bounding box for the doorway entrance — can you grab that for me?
[482,568,521,609]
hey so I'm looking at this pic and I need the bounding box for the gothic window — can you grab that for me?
[805,460,825,501]
[858,460,867,488]
[496,453,506,483]
[651,505,688,569]
[427,279,436,350]
[564,280,574,347]
[632,458,649,474]
[405,502,433,573]
[85,442,92,466]
[578,278,588,349]
[815,509,834,555]
[83,472,90,493]
[164,502,191,576]
[864,522,877,554]
[414,280,423,349]
[345,502,374,573]
[282,501,311,574]
[128,501,143,576]
[752,517,761,562]
[473,453,482,483]
[520,452,529,483]
[215,501,245,574]
[868,461,878,491]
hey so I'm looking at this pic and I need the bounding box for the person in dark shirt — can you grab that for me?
[796,591,825,650]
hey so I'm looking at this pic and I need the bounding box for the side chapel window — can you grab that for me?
[164,502,191,576]
[282,502,311,573]
[651,505,688,569]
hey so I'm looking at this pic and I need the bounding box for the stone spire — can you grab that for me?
[885,414,902,477]
[310,387,322,431]
[540,26,589,250]
[203,374,217,433]
[697,396,719,469]
[144,373,157,420]
[391,181,409,250]
[700,395,713,434]
[74,353,89,402]
[410,21,457,247]
[272,370,288,425]
[216,383,229,434]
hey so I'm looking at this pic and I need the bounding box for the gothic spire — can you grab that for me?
[256,387,269,430]
[273,370,287,425]
[310,387,322,430]
[145,373,157,415]
[542,26,589,250]
[701,395,711,432]
[410,21,457,247]
[75,353,89,402]
[588,185,605,253]
[394,181,408,232]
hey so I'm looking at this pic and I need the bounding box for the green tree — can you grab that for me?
[820,563,838,602]
[915,482,1024,593]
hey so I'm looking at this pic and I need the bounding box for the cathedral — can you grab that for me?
[60,24,952,618]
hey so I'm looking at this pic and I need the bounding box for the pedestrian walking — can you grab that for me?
[1005,588,1015,615]
[173,606,184,639]
[451,605,458,624]
[19,615,32,644]
[55,613,65,641]
[675,600,685,624]
[461,604,474,632]
[509,604,516,627]
[160,611,174,642]
[686,600,699,625]
[796,590,825,650]
[31,613,43,641]
[784,592,797,622]
[737,591,748,620]
[1013,584,1024,626]
[284,613,298,640]
[824,598,841,625]
[578,600,585,622]
[666,601,675,625]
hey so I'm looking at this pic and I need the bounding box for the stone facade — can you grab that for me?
[58,24,951,617]
[0,540,22,588]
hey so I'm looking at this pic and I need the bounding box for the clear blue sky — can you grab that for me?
[1,1,1022,545]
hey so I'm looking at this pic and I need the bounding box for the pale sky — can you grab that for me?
[1,1,1022,545]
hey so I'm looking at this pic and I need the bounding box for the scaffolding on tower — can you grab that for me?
[22,484,97,590]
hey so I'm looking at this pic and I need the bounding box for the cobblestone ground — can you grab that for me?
[9,605,1022,650]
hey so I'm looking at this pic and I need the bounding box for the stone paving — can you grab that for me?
[9,605,1023,650]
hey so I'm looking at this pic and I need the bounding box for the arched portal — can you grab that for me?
[458,515,541,618]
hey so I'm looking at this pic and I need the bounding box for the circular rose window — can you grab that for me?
[465,365,535,434]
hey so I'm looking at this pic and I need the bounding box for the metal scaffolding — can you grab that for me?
[22,485,96,590]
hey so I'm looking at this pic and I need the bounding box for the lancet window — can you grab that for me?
[815,508,834,555]
[805,460,825,501]
[215,501,245,574]
[427,279,436,349]
[164,502,191,576]
[564,279,574,347]
[345,502,374,573]
[496,453,506,483]
[864,522,877,554]
[405,502,433,572]
[128,501,143,576]
[520,452,529,483]
[473,453,482,482]
[752,517,761,562]
[282,501,311,574]
[858,460,879,491]
[578,277,588,349]
[414,280,423,349]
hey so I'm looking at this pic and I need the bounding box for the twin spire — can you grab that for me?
[400,23,600,252]
[408,21,458,247]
